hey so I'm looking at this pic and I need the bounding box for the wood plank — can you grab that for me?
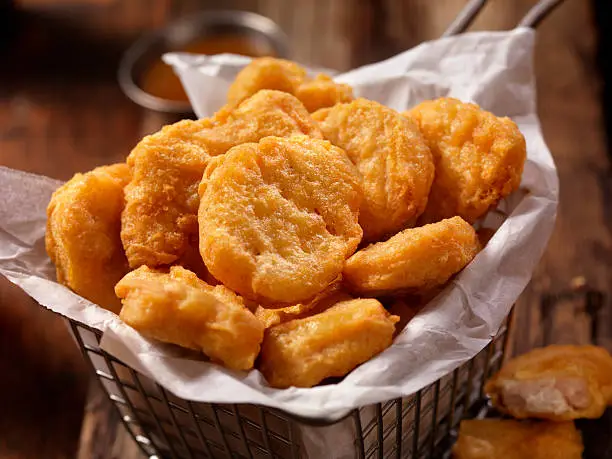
[0,2,171,459]
[0,278,88,459]
[76,381,143,459]
[515,0,612,352]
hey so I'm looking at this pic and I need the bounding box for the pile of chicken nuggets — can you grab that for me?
[46,57,527,389]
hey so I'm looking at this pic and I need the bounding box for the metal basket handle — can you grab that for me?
[443,0,566,37]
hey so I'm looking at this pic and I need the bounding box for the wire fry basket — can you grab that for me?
[69,312,512,459]
[64,1,562,457]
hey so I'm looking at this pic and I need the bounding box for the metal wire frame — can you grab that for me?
[69,310,512,459]
[443,0,566,36]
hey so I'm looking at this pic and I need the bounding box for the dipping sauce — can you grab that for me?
[141,34,277,102]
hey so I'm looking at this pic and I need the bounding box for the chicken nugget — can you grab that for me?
[453,419,583,459]
[199,135,362,304]
[485,345,612,421]
[46,163,130,313]
[405,97,526,224]
[122,91,322,269]
[196,89,323,156]
[115,266,264,371]
[260,298,398,388]
[343,216,480,296]
[294,74,354,112]
[314,99,434,241]
[121,119,212,268]
[226,57,353,112]
[226,57,307,108]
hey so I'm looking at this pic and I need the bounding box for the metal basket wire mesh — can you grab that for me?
[68,311,512,459]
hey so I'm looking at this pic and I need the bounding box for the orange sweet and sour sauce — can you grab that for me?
[141,35,276,102]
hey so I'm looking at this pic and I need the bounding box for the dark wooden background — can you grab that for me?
[0,0,610,457]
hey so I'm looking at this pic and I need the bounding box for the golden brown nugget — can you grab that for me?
[453,419,583,459]
[260,298,398,388]
[294,74,353,112]
[226,57,307,108]
[199,135,362,304]
[115,266,264,371]
[406,97,526,224]
[485,345,612,421]
[314,99,434,241]
[343,216,480,296]
[122,119,212,268]
[46,163,130,313]
[227,57,353,112]
[122,91,322,269]
[196,90,323,156]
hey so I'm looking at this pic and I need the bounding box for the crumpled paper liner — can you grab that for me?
[0,28,557,424]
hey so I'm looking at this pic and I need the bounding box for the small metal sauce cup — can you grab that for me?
[118,10,290,113]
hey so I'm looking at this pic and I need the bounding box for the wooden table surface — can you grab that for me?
[1,0,611,458]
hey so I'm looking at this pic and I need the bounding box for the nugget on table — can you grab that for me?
[115,266,264,371]
[453,419,583,459]
[485,345,612,420]
[260,298,398,388]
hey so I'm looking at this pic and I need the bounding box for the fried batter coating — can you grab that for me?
[226,57,353,112]
[196,90,323,156]
[115,266,264,371]
[259,298,398,388]
[46,163,130,313]
[122,119,212,268]
[453,419,583,459]
[314,99,434,241]
[485,345,612,421]
[294,74,354,112]
[122,91,322,269]
[226,58,307,108]
[405,97,526,224]
[343,216,480,296]
[199,135,363,304]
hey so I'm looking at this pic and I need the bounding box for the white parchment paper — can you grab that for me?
[0,28,557,424]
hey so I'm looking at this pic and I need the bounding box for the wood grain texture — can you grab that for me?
[0,278,87,459]
[76,381,143,459]
[515,0,612,353]
[0,0,610,458]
